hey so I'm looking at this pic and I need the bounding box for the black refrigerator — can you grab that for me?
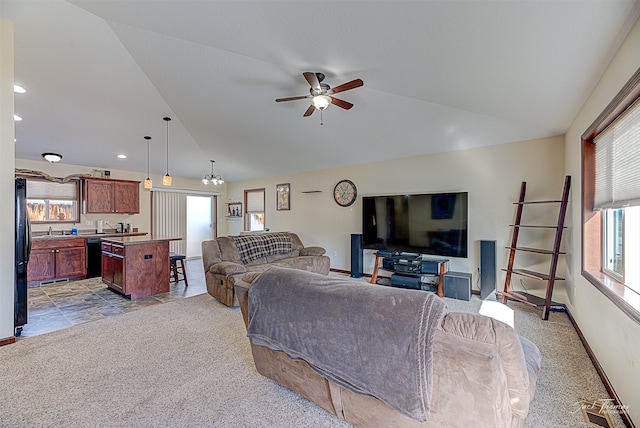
[15,178,31,336]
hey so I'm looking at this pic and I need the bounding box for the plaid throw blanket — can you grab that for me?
[233,233,292,264]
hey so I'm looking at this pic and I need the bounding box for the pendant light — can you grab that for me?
[144,136,152,189]
[163,116,172,186]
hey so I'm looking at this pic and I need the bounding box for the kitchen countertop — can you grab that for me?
[32,232,148,240]
[100,235,182,245]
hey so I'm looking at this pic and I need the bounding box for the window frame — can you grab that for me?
[581,66,640,324]
[20,175,81,224]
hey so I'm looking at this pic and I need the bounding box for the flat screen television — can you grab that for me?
[362,192,468,258]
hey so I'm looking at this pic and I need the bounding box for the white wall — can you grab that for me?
[0,19,15,341]
[226,136,565,293]
[565,15,640,423]
[14,158,227,237]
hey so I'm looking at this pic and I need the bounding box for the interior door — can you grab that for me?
[186,195,215,258]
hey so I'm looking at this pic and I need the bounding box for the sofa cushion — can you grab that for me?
[266,250,300,263]
[233,233,292,264]
[217,237,242,264]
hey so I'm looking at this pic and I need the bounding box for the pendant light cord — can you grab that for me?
[164,117,171,175]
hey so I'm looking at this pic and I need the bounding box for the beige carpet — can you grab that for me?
[0,292,626,427]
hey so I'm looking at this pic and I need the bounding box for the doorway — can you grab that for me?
[152,191,217,258]
[187,195,216,259]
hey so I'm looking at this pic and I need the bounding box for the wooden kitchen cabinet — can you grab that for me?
[101,242,125,293]
[27,238,87,286]
[101,237,172,299]
[83,177,140,214]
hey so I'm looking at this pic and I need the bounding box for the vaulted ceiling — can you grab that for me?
[4,0,639,182]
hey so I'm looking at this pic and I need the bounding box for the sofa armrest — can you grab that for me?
[441,312,534,418]
[209,261,247,276]
[202,240,222,271]
[299,246,326,256]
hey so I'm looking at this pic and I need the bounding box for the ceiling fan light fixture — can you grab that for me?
[42,152,62,163]
[311,95,332,111]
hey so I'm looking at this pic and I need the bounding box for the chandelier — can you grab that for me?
[202,160,224,185]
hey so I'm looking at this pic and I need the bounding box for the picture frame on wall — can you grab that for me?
[228,202,242,218]
[276,183,290,211]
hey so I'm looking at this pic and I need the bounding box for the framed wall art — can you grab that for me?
[276,183,290,211]
[227,202,242,218]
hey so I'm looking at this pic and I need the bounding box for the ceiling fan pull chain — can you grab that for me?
[320,109,324,126]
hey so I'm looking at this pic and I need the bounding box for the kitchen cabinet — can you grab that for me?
[101,242,124,293]
[27,238,86,285]
[82,177,140,214]
[101,236,177,299]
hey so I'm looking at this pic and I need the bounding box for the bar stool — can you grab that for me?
[169,253,188,286]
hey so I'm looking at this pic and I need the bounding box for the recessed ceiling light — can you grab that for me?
[42,152,63,163]
[14,115,22,121]
[14,84,27,94]
[117,154,127,159]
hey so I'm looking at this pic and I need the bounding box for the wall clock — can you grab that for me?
[334,179,357,207]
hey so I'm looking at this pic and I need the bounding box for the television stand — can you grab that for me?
[370,252,448,297]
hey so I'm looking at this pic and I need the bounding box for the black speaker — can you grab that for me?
[480,240,497,300]
[350,234,363,278]
[444,271,472,301]
[390,274,421,289]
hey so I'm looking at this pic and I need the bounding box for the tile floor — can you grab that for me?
[20,258,207,339]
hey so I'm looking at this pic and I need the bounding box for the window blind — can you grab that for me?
[594,97,640,210]
[26,179,78,200]
[246,190,264,213]
[151,190,186,254]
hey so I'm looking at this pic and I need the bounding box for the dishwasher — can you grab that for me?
[86,238,102,278]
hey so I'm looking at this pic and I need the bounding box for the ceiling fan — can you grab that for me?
[276,72,364,122]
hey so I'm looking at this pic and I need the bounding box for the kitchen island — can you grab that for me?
[101,235,182,299]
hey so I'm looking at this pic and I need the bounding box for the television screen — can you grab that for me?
[362,192,468,258]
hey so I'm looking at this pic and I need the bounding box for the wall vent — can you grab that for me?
[579,400,614,428]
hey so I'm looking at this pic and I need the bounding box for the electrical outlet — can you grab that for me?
[333,251,338,257]
[86,220,93,226]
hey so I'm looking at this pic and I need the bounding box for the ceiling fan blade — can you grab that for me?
[303,104,315,117]
[329,78,364,94]
[275,95,310,102]
[330,97,354,110]
[303,72,321,92]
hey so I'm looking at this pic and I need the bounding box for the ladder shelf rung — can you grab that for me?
[505,246,566,255]
[503,268,565,281]
[498,291,566,311]
[513,200,563,205]
[509,224,566,229]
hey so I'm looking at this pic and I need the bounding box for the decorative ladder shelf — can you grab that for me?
[499,176,571,320]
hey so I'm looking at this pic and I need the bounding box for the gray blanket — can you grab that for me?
[246,267,448,422]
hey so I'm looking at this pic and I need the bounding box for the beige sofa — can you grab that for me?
[201,232,330,306]
[235,267,541,428]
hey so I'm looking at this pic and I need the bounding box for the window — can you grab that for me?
[582,66,640,322]
[603,208,624,280]
[244,188,265,232]
[24,177,80,223]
